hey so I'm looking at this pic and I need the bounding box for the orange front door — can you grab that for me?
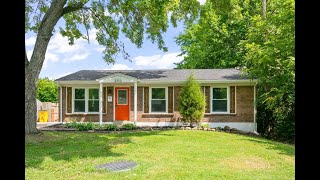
[115,87,129,120]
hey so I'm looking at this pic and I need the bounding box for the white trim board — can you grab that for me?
[136,122,183,127]
[149,86,168,114]
[210,86,230,114]
[208,122,256,132]
[135,122,256,132]
[61,122,113,124]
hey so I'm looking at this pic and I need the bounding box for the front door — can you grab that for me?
[115,87,129,120]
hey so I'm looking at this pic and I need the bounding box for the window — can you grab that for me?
[117,89,128,104]
[73,88,100,113]
[74,88,85,112]
[150,87,167,113]
[88,89,99,112]
[211,87,229,113]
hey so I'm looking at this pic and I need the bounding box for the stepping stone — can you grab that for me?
[96,161,138,172]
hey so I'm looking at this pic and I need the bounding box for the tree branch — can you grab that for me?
[62,1,88,16]
[81,9,90,43]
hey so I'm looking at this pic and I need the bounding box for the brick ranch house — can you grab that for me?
[54,69,257,132]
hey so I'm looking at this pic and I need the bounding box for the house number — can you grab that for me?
[115,79,122,82]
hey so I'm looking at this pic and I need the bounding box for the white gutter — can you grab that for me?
[56,79,258,85]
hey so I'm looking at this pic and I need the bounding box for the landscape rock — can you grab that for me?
[185,127,191,130]
[224,126,231,131]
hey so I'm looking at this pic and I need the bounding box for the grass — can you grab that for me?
[25,130,295,179]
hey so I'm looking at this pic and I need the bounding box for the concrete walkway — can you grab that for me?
[37,122,62,129]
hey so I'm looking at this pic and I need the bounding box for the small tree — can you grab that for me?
[36,77,58,102]
[179,74,206,127]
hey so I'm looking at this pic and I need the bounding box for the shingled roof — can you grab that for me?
[55,69,254,82]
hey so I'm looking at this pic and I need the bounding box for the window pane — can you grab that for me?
[89,89,99,100]
[88,100,99,112]
[152,88,165,99]
[75,89,85,99]
[212,100,227,112]
[151,100,166,112]
[74,100,85,112]
[212,88,227,99]
[118,90,127,104]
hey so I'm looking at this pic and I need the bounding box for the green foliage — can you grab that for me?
[176,0,295,142]
[178,74,206,125]
[121,123,136,130]
[240,0,295,142]
[176,0,260,69]
[63,122,78,128]
[75,122,94,131]
[25,0,201,63]
[63,122,94,131]
[100,124,119,131]
[200,123,209,129]
[36,77,58,102]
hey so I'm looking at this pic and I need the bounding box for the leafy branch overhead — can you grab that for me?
[25,0,201,63]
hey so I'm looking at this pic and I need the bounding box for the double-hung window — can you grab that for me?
[73,88,100,113]
[74,89,85,112]
[211,87,229,113]
[88,89,99,112]
[150,87,167,113]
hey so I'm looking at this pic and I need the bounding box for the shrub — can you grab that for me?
[75,122,94,131]
[200,123,209,129]
[104,124,119,131]
[178,74,206,127]
[63,122,78,128]
[121,123,136,130]
[215,127,222,131]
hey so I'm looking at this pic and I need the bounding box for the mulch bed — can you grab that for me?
[39,124,260,138]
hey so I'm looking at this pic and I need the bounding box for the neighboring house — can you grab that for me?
[54,69,257,132]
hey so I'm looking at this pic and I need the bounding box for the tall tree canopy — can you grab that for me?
[176,0,260,69]
[36,78,58,102]
[176,0,295,142]
[25,0,201,134]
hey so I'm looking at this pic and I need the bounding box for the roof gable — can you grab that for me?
[96,73,138,83]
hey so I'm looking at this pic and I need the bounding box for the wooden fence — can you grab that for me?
[37,102,59,122]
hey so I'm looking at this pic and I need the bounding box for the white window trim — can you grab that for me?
[149,87,168,114]
[72,87,104,114]
[210,86,230,114]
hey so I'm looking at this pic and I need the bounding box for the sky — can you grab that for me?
[25,0,206,80]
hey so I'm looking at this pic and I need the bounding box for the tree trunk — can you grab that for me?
[25,71,39,134]
[25,0,68,134]
[262,0,266,19]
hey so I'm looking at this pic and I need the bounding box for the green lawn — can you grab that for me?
[25,130,295,179]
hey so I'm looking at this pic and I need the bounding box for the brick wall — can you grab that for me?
[202,86,254,122]
[61,86,113,122]
[60,85,254,123]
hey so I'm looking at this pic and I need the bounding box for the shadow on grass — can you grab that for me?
[239,138,295,157]
[25,130,168,168]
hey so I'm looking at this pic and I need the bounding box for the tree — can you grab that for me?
[36,78,58,102]
[175,0,260,69]
[25,0,201,134]
[175,0,294,142]
[240,0,295,142]
[178,74,205,127]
